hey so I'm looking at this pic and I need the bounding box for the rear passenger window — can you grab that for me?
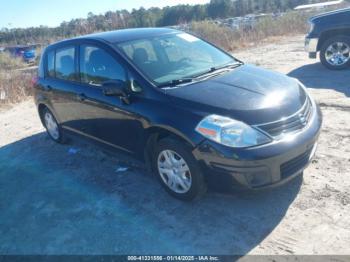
[55,47,76,81]
[80,45,126,86]
[47,50,55,78]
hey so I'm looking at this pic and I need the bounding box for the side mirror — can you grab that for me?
[102,80,127,97]
[102,80,130,104]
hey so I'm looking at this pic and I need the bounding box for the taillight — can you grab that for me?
[31,76,38,87]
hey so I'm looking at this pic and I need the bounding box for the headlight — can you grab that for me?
[195,115,271,148]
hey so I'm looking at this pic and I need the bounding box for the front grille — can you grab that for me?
[280,147,313,179]
[257,98,313,138]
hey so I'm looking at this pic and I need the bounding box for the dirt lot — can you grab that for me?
[0,35,350,255]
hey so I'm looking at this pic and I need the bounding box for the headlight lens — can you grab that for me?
[195,115,271,148]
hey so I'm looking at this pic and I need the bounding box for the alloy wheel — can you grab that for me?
[325,42,350,66]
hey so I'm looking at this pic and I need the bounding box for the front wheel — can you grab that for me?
[320,36,350,70]
[153,138,207,201]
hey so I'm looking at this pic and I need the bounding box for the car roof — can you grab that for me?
[75,27,180,44]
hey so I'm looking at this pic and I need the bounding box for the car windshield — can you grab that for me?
[116,32,238,86]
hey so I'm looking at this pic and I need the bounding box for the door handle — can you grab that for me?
[77,93,87,101]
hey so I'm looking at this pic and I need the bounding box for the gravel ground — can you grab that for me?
[0,35,349,255]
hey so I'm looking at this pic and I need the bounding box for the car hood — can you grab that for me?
[165,64,307,125]
[310,8,350,23]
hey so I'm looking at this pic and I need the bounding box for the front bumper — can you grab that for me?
[305,37,319,59]
[193,102,322,190]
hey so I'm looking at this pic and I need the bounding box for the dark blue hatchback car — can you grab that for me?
[34,28,322,201]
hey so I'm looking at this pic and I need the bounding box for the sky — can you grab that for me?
[1,0,210,29]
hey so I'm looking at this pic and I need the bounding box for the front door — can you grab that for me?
[74,44,143,154]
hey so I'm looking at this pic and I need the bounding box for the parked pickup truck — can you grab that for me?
[305,8,350,70]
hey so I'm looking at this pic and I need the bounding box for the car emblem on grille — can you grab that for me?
[299,114,307,125]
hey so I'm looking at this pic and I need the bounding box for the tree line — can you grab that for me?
[0,0,343,45]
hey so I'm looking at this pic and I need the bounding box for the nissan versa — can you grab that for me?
[34,28,322,201]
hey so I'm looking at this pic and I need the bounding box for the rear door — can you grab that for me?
[43,45,87,130]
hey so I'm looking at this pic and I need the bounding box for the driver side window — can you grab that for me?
[79,45,126,86]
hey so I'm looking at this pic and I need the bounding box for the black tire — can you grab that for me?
[41,107,66,144]
[152,137,207,201]
[320,35,350,70]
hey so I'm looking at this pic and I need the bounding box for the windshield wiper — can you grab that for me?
[191,62,242,79]
[158,78,193,88]
[157,62,243,88]
[212,61,243,71]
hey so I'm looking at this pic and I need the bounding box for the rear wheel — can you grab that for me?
[320,36,350,70]
[153,138,206,201]
[42,108,66,144]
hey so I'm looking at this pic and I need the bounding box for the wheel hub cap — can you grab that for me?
[325,42,350,66]
[44,112,59,140]
[157,150,192,194]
